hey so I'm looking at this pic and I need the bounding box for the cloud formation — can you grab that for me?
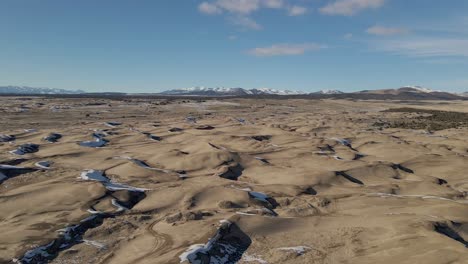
[366,25,409,36]
[215,0,267,14]
[230,15,262,30]
[199,0,286,15]
[288,5,307,16]
[198,0,307,29]
[248,43,323,57]
[198,2,223,14]
[320,0,385,16]
[374,37,468,57]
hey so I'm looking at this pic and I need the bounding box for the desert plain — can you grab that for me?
[0,96,467,264]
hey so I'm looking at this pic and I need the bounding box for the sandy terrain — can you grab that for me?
[1,96,467,264]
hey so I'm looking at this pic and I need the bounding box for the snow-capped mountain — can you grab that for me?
[357,85,443,95]
[250,88,304,95]
[160,87,305,96]
[160,87,247,96]
[0,86,84,94]
[314,89,344,94]
[398,86,442,93]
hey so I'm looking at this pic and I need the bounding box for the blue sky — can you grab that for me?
[1,0,467,93]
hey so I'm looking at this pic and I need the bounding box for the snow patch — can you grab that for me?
[248,191,270,203]
[316,89,344,94]
[78,132,108,148]
[277,246,311,255]
[331,138,351,146]
[35,161,51,169]
[82,239,106,249]
[401,85,441,93]
[179,220,233,264]
[242,253,268,263]
[179,220,250,264]
[80,170,147,192]
[105,122,122,128]
[111,199,128,212]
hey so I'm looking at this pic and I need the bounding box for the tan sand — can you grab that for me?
[0,97,467,264]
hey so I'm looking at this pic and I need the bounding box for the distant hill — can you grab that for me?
[356,85,446,95]
[354,86,461,100]
[0,86,84,94]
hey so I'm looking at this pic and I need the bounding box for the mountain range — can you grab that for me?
[158,86,465,99]
[159,87,304,96]
[0,86,84,94]
[0,85,466,99]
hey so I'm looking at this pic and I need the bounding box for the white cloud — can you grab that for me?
[198,0,307,29]
[228,35,238,40]
[204,0,283,15]
[366,25,409,36]
[320,0,385,16]
[215,0,262,14]
[374,37,468,57]
[248,43,323,57]
[262,0,284,9]
[230,15,263,30]
[288,5,307,16]
[198,2,223,15]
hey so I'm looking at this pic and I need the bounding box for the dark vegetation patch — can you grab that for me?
[169,127,184,132]
[375,108,468,131]
[0,134,15,142]
[142,132,161,141]
[12,143,40,155]
[391,163,414,174]
[190,223,252,264]
[353,153,365,160]
[196,125,215,130]
[18,189,146,263]
[43,133,62,143]
[433,222,468,247]
[217,163,244,180]
[335,171,364,185]
[0,166,38,183]
[251,135,272,141]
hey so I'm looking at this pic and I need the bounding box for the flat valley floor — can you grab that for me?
[1,97,467,264]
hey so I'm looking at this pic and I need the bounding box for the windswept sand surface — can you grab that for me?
[1,97,467,264]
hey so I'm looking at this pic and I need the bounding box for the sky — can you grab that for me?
[1,0,467,93]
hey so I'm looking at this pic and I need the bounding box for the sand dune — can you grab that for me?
[0,97,467,263]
